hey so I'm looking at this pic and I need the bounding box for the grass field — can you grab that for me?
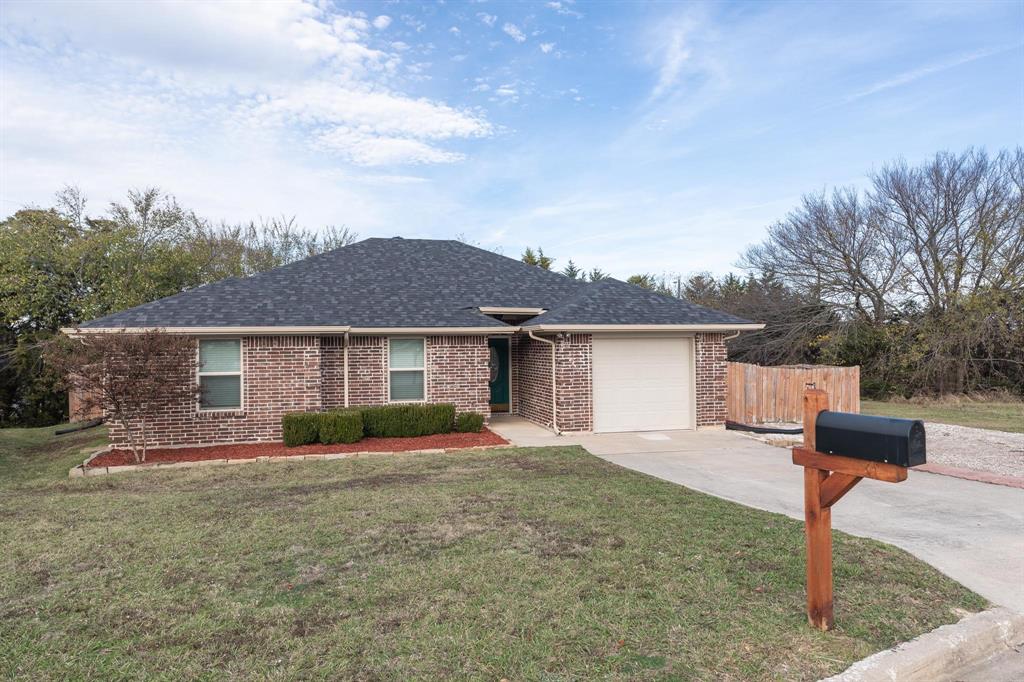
[0,425,985,680]
[862,398,1024,433]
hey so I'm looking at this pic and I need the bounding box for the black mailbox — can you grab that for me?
[815,412,926,467]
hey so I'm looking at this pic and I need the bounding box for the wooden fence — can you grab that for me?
[726,362,860,424]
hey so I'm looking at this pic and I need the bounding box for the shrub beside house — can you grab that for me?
[282,404,483,447]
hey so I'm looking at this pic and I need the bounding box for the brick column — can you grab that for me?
[695,332,728,426]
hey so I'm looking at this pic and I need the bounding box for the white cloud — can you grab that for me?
[0,0,388,89]
[246,81,492,140]
[545,1,583,18]
[449,26,461,35]
[842,45,1009,103]
[400,14,426,33]
[316,129,464,166]
[502,23,527,43]
[372,15,392,30]
[540,42,556,54]
[0,0,493,171]
[651,21,694,99]
[477,13,497,27]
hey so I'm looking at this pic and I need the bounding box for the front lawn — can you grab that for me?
[0,426,985,680]
[862,398,1024,433]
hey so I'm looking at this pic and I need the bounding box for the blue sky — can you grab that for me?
[1,0,1021,278]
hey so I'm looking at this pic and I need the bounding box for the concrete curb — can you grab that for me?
[69,443,513,478]
[915,463,1024,490]
[822,607,1024,682]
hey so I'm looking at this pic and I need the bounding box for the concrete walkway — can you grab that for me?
[489,416,1024,612]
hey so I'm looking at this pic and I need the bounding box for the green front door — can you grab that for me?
[488,337,510,412]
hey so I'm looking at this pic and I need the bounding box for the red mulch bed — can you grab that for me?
[88,428,509,468]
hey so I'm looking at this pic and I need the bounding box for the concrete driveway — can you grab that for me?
[490,416,1024,612]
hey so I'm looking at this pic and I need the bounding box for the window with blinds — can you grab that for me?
[389,338,425,401]
[199,339,242,409]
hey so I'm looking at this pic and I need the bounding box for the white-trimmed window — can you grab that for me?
[199,339,242,410]
[389,338,425,402]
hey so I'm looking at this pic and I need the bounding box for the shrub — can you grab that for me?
[454,411,484,433]
[282,412,319,447]
[318,410,363,444]
[360,403,456,438]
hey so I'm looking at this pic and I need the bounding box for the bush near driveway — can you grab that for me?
[0,426,986,681]
[455,411,485,433]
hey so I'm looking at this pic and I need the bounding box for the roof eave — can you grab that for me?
[63,325,518,336]
[519,323,766,333]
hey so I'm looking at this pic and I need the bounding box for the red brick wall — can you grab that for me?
[107,335,323,448]
[555,333,593,431]
[106,333,496,448]
[320,336,346,409]
[514,334,553,428]
[514,333,593,432]
[426,336,490,417]
[348,336,386,406]
[104,330,728,448]
[695,332,728,426]
[515,332,726,432]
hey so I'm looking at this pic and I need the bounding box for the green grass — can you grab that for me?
[0,426,985,681]
[862,398,1024,433]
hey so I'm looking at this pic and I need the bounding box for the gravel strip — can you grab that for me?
[741,421,1024,479]
[923,422,1024,479]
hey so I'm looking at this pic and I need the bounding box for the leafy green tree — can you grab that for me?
[521,247,554,270]
[627,273,673,296]
[0,186,357,426]
[586,268,609,282]
[561,260,582,279]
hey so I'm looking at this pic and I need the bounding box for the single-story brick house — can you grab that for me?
[72,237,763,447]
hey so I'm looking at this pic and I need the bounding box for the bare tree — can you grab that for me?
[871,148,1024,312]
[192,217,358,279]
[45,330,199,463]
[740,188,903,323]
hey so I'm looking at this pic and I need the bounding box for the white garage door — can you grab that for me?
[592,336,694,433]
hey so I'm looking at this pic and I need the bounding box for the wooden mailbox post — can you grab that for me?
[793,388,913,631]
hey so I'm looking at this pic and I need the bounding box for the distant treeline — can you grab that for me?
[523,148,1023,399]
[2,147,1020,427]
[0,187,356,426]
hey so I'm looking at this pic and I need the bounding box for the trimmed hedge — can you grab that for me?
[360,403,456,438]
[282,412,319,447]
[318,410,363,444]
[454,411,485,433]
[282,403,458,446]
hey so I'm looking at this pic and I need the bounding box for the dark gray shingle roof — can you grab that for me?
[520,278,753,326]
[80,237,754,329]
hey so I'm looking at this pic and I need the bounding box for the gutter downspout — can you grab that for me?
[527,330,560,434]
[343,332,350,408]
[723,330,741,342]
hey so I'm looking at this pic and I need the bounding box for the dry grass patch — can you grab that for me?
[863,395,1024,433]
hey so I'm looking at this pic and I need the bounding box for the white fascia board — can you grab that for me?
[349,327,518,335]
[63,325,520,336]
[62,326,352,336]
[520,323,766,332]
